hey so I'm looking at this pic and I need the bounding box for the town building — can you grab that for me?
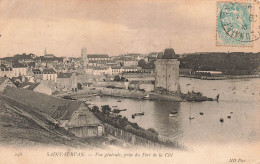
[148,52,162,62]
[12,63,27,77]
[20,82,53,95]
[128,80,154,92]
[111,66,123,75]
[123,59,138,66]
[122,66,141,73]
[2,86,103,138]
[87,54,110,61]
[42,69,57,82]
[15,54,35,67]
[154,48,180,93]
[66,105,104,138]
[0,66,13,78]
[56,73,77,91]
[92,67,110,75]
[0,62,27,78]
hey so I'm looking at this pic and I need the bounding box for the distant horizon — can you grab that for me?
[1,49,260,59]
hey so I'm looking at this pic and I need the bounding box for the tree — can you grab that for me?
[92,106,99,112]
[77,83,82,90]
[138,59,146,68]
[120,76,125,81]
[101,105,111,114]
[114,75,121,81]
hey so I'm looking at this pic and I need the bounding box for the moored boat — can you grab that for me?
[169,111,178,117]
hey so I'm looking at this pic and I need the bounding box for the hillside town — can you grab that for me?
[1,45,260,148]
[0,47,188,148]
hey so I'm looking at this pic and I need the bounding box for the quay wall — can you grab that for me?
[96,87,146,98]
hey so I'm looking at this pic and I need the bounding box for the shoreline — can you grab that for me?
[95,87,185,102]
[65,87,215,103]
[180,74,260,80]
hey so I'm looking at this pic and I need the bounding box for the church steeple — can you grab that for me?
[44,48,47,56]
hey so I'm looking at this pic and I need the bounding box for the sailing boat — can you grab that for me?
[216,94,220,102]
[169,111,178,117]
[189,106,194,120]
[232,81,236,90]
[220,107,224,123]
[169,102,178,117]
[132,103,144,117]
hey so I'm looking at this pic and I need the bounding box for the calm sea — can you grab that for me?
[87,77,260,148]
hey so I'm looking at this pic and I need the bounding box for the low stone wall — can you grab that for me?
[93,81,125,88]
[104,123,174,149]
[96,87,146,98]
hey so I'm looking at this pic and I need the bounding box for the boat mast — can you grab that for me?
[190,106,191,117]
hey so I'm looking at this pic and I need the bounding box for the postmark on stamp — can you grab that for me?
[216,0,260,46]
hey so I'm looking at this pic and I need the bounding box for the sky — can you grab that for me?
[0,0,259,57]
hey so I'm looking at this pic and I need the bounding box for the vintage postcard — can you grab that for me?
[0,0,260,164]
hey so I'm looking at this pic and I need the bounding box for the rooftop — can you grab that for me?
[0,77,9,85]
[87,54,109,58]
[42,69,56,74]
[12,62,26,68]
[2,86,82,120]
[157,48,178,59]
[111,66,122,69]
[57,73,73,78]
[122,66,140,69]
[66,105,102,128]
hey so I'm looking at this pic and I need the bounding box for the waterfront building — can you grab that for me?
[128,80,154,92]
[154,48,180,93]
[56,73,77,91]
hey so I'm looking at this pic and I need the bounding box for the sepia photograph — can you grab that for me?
[0,0,260,163]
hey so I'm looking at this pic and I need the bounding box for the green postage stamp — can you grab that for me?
[216,0,260,46]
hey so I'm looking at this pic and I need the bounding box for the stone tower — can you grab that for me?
[81,47,87,66]
[154,48,180,93]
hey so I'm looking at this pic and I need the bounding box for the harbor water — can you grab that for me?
[86,77,260,149]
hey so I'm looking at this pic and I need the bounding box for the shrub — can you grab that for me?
[92,106,99,112]
[147,128,159,136]
[101,105,111,114]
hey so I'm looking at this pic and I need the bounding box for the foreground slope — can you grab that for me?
[0,94,92,148]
